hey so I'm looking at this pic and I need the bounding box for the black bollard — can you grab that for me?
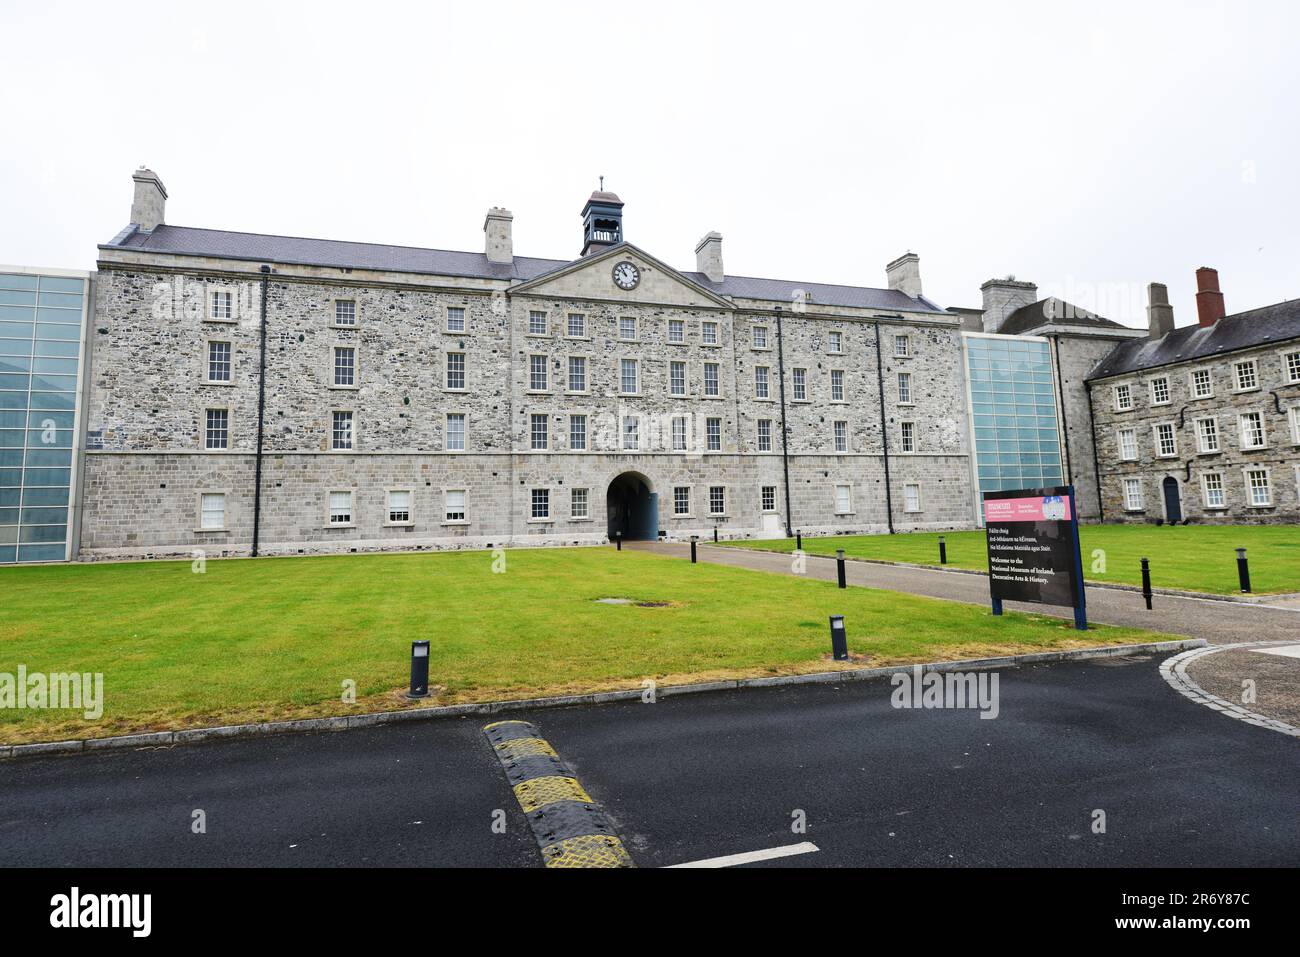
[938,535,947,565]
[829,615,848,661]
[615,533,622,551]
[407,640,430,699]
[836,548,847,589]
[713,526,718,543]
[690,535,698,564]
[1236,548,1251,593]
[796,530,802,551]
[1140,557,1152,610]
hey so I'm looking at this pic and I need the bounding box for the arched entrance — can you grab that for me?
[1162,476,1182,523]
[606,472,658,541]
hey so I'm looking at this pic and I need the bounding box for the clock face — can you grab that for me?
[612,261,640,290]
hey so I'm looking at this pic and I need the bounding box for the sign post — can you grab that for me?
[982,485,1087,630]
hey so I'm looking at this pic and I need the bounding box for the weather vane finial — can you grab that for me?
[599,175,604,191]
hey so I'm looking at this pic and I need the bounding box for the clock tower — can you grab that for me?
[580,188,624,256]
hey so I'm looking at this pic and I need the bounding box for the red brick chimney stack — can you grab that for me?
[1195,267,1226,327]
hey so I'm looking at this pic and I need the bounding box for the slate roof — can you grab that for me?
[1087,299,1300,381]
[102,224,948,314]
[999,297,1131,336]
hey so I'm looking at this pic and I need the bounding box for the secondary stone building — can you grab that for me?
[79,169,977,560]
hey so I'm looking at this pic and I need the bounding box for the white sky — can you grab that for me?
[2,0,1296,327]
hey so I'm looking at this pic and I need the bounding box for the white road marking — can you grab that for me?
[666,841,820,868]
[1250,643,1300,659]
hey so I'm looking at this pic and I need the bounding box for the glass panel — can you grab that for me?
[25,448,71,468]
[18,543,65,562]
[36,308,81,324]
[28,392,75,410]
[21,486,68,506]
[35,323,79,341]
[0,545,16,563]
[0,274,39,291]
[20,507,67,525]
[36,292,83,309]
[33,340,78,358]
[0,374,29,390]
[0,339,34,357]
[28,410,73,428]
[37,276,85,293]
[27,428,72,448]
[23,468,71,486]
[0,290,37,306]
[30,374,77,392]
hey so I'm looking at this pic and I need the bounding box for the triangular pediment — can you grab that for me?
[510,242,732,309]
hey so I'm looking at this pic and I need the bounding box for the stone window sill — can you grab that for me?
[329,384,360,391]
[194,527,229,534]
[203,380,235,387]
[569,516,593,523]
[325,522,356,529]
[526,517,554,524]
[441,520,470,527]
[384,521,414,528]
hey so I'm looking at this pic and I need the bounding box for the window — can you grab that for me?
[757,419,772,452]
[830,369,844,402]
[446,413,465,451]
[1285,351,1300,384]
[835,484,851,514]
[703,362,720,397]
[894,334,910,357]
[702,321,718,345]
[754,366,769,399]
[903,483,921,513]
[446,306,465,332]
[1196,417,1219,453]
[753,326,768,349]
[210,290,233,320]
[897,371,912,404]
[708,486,726,515]
[671,416,687,451]
[762,485,777,511]
[829,331,843,354]
[530,488,550,519]
[205,409,229,450]
[1246,468,1271,507]
[329,490,353,525]
[833,420,848,452]
[668,319,685,343]
[387,489,412,524]
[199,492,226,530]
[618,316,636,341]
[620,358,638,394]
[330,411,353,450]
[207,341,231,382]
[622,416,639,450]
[571,487,589,519]
[1191,368,1213,398]
[334,346,356,387]
[900,421,916,454]
[567,313,585,338]
[706,417,722,451]
[334,299,356,326]
[792,368,807,401]
[529,354,548,391]
[1201,473,1225,509]
[444,351,465,390]
[1149,377,1170,405]
[530,413,548,450]
[1155,422,1177,457]
[445,489,466,522]
[1123,478,1143,511]
[1114,383,1133,411]
[528,311,547,335]
[1239,411,1266,449]
[673,486,690,516]
[570,414,587,450]
[1118,428,1137,460]
[670,360,686,396]
[1234,360,1258,391]
[1290,406,1300,445]
[568,355,586,392]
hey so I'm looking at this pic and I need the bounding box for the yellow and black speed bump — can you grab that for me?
[484,719,634,868]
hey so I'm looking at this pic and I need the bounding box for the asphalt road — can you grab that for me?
[2,653,1296,868]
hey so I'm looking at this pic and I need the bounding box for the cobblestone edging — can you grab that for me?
[1159,641,1300,738]
[0,638,1206,761]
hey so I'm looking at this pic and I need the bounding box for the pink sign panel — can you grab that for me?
[983,495,1072,523]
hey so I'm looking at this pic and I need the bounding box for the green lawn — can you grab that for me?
[721,524,1300,595]
[0,548,1172,744]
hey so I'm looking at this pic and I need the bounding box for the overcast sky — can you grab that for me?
[2,0,1296,327]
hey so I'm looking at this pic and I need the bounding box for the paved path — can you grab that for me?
[2,655,1295,867]
[632,541,1300,646]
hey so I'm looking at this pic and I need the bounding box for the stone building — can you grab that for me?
[79,170,978,561]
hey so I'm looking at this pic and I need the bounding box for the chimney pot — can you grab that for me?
[130,167,167,233]
[694,231,724,283]
[885,252,922,299]
[1195,267,1225,326]
[484,207,513,264]
[1146,282,1175,339]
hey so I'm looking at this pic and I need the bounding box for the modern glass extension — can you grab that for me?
[0,268,90,563]
[962,333,1065,511]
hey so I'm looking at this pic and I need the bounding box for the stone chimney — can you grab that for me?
[130,167,167,233]
[1146,282,1175,339]
[885,253,922,299]
[484,207,513,264]
[980,277,1038,334]
[695,232,724,283]
[1195,266,1226,327]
